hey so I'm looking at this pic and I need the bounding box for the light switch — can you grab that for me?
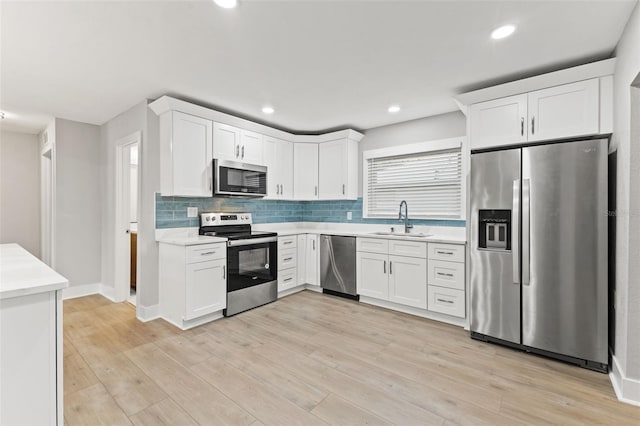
[187,207,198,218]
[347,211,352,220]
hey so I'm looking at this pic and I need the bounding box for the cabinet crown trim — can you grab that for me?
[455,58,615,107]
[149,96,363,143]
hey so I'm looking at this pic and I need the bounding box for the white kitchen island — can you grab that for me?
[0,243,68,426]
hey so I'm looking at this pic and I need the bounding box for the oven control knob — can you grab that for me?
[205,217,210,222]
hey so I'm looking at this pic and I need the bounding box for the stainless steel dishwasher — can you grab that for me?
[320,235,358,299]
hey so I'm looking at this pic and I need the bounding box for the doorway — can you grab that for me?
[115,132,141,305]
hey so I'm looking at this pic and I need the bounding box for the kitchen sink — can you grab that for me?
[370,231,433,238]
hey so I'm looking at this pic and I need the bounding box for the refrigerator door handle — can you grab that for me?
[512,179,520,285]
[522,179,531,286]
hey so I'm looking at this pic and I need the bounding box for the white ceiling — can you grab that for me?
[0,0,636,134]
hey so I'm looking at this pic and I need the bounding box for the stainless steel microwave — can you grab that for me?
[214,159,267,197]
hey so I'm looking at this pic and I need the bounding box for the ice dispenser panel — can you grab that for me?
[478,210,511,251]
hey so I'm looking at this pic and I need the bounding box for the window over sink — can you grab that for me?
[363,137,465,220]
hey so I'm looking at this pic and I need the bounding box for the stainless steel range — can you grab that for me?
[199,213,278,316]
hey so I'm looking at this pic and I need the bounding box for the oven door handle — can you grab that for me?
[227,237,278,247]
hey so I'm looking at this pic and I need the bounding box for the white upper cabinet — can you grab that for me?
[293,143,319,200]
[527,79,599,142]
[160,111,213,197]
[469,94,527,149]
[240,129,264,164]
[213,123,264,165]
[318,138,358,200]
[264,136,293,199]
[469,78,604,150]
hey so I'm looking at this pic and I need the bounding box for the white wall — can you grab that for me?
[0,130,41,257]
[611,0,640,396]
[358,111,466,196]
[100,100,161,310]
[54,118,102,288]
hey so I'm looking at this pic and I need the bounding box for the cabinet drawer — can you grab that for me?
[428,260,465,290]
[186,243,226,264]
[278,235,297,250]
[428,243,465,263]
[278,268,298,291]
[356,238,389,255]
[279,247,297,270]
[428,286,465,318]
[389,240,427,258]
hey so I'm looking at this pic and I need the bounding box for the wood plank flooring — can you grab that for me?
[63,291,640,425]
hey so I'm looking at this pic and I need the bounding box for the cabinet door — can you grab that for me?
[305,234,319,286]
[319,139,347,199]
[240,130,263,164]
[171,112,213,197]
[297,234,307,284]
[356,251,388,299]
[469,94,527,149]
[528,79,599,142]
[388,255,427,309]
[278,140,294,199]
[262,137,279,199]
[213,122,241,161]
[293,143,319,200]
[185,259,226,320]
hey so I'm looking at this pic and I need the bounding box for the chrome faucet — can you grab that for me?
[398,200,413,233]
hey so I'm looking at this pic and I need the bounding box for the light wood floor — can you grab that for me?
[63,290,640,425]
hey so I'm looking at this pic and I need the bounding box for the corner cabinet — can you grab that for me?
[159,242,227,330]
[293,143,319,200]
[159,111,213,197]
[469,77,610,150]
[318,138,358,200]
[263,136,293,199]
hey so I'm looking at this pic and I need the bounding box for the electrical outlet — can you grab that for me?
[187,207,198,218]
[347,211,352,220]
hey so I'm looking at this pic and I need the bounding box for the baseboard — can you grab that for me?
[100,284,116,302]
[62,283,102,300]
[136,304,160,322]
[304,284,322,293]
[610,354,640,406]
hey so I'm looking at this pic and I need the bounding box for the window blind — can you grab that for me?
[365,148,462,219]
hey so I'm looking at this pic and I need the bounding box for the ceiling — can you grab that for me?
[0,0,636,134]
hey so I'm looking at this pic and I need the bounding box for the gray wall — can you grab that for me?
[55,118,102,288]
[611,0,640,381]
[0,130,41,256]
[358,111,466,196]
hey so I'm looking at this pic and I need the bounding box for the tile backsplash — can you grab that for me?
[155,193,465,228]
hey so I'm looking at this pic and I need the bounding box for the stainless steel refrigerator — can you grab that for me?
[469,138,608,372]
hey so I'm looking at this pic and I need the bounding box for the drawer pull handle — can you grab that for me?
[437,298,454,304]
[223,265,226,279]
[284,277,293,282]
[437,272,454,277]
[437,251,454,255]
[284,257,293,261]
[201,251,216,255]
[283,241,293,245]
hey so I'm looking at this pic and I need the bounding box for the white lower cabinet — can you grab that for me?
[305,234,319,286]
[388,255,427,308]
[278,236,298,292]
[427,242,466,318]
[159,242,227,330]
[356,238,427,309]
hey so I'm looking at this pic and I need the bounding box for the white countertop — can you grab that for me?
[156,228,227,246]
[0,244,69,300]
[155,223,466,246]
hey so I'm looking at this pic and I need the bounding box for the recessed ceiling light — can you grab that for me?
[491,25,516,40]
[0,112,5,120]
[388,105,400,113]
[262,106,275,114]
[213,0,237,9]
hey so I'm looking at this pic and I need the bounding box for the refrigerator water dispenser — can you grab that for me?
[478,210,511,250]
